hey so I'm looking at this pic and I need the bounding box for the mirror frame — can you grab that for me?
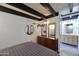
[48,23,56,38]
[24,24,34,35]
[41,24,47,37]
[65,23,73,34]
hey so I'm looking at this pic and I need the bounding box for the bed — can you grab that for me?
[0,42,58,56]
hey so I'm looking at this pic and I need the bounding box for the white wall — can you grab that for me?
[46,16,60,39]
[60,6,79,50]
[0,11,39,49]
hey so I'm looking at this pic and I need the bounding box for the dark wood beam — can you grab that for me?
[40,3,58,17]
[7,3,46,18]
[7,3,59,19]
[0,3,59,21]
[45,12,58,19]
[0,5,42,21]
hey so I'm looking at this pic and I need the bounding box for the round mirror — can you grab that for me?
[25,24,34,35]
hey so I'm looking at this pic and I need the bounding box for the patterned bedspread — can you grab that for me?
[0,42,58,56]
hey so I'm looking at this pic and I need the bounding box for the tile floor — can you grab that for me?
[59,43,79,56]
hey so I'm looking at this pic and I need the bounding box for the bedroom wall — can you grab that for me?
[0,11,40,49]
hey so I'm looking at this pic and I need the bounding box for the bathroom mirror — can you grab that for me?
[65,23,73,33]
[48,23,56,38]
[41,24,47,37]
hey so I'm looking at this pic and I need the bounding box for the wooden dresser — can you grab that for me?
[37,36,58,52]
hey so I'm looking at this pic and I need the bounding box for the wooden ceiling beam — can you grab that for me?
[0,5,42,21]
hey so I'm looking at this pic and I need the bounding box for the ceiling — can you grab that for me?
[50,3,69,12]
[0,3,63,21]
[24,3,52,16]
